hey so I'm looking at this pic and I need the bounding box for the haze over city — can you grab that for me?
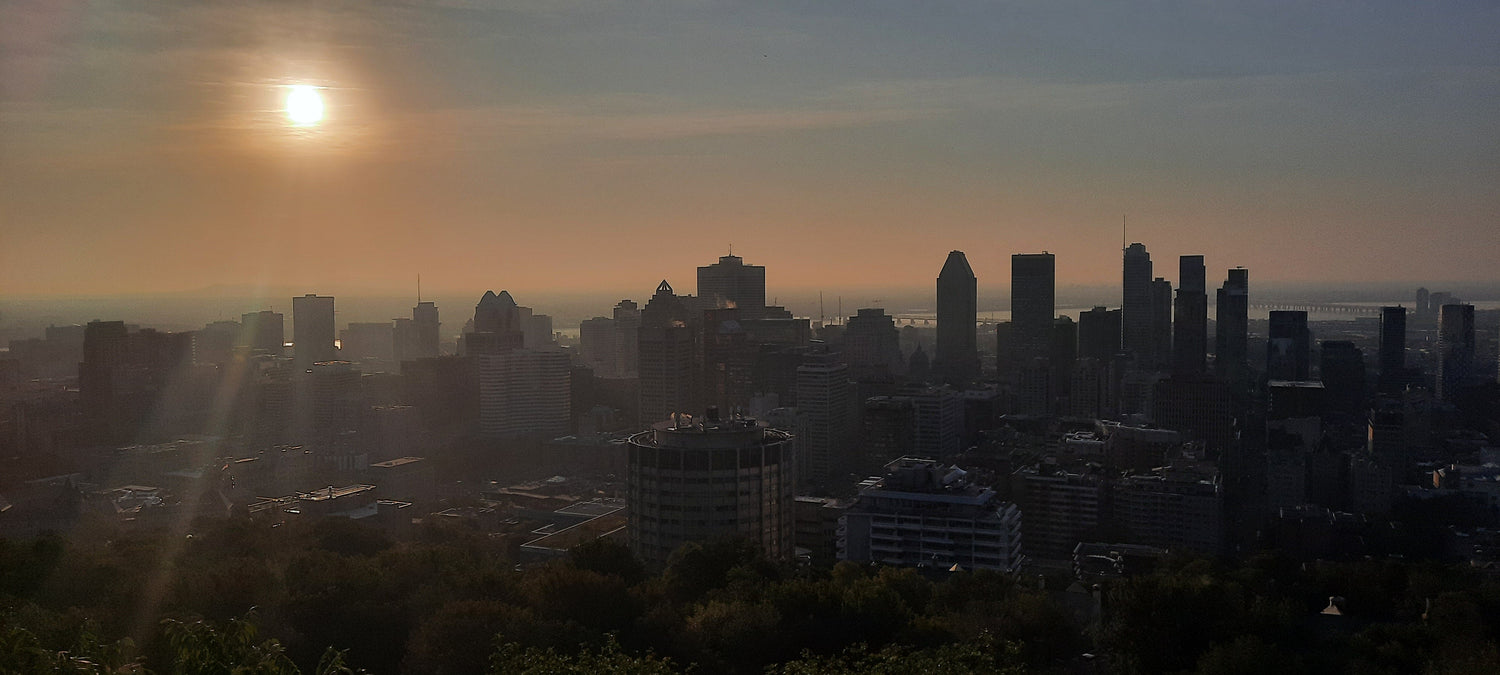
[4,1,1498,299]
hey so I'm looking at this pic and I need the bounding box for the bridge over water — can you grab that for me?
[1247,302,1381,316]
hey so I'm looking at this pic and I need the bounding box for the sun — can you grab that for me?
[285,85,324,126]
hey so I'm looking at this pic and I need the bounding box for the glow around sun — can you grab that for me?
[285,85,324,126]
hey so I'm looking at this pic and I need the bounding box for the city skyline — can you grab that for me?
[3,2,1499,297]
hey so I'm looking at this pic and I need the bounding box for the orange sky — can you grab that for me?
[3,2,1498,298]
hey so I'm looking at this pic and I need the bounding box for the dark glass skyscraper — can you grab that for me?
[1214,268,1248,382]
[1122,243,1154,366]
[413,301,441,358]
[1077,306,1121,362]
[1377,306,1405,392]
[1172,255,1207,376]
[936,250,979,383]
[1437,303,1476,401]
[1011,252,1056,364]
[1267,311,1310,381]
[1150,277,1173,370]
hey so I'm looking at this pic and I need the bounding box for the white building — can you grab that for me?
[840,457,1023,571]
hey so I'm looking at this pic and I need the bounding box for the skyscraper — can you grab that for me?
[1437,304,1476,401]
[240,310,284,355]
[796,347,853,485]
[1377,306,1406,393]
[638,281,697,426]
[1011,252,1056,363]
[698,254,766,317]
[1122,243,1154,367]
[1172,255,1207,376]
[936,250,979,383]
[613,299,641,378]
[467,290,524,355]
[477,348,571,436]
[843,308,904,381]
[292,294,336,369]
[1150,277,1173,370]
[1077,306,1121,362]
[1267,311,1311,381]
[1214,268,1248,382]
[413,301,440,358]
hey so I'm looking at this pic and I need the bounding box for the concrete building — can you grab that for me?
[638,281,697,427]
[796,347,853,485]
[1112,463,1224,555]
[626,411,795,569]
[1267,311,1311,381]
[697,254,767,317]
[477,349,571,437]
[292,294,336,369]
[241,310,285,355]
[843,308,904,381]
[1012,466,1106,559]
[840,457,1023,571]
[1077,306,1121,362]
[412,301,441,359]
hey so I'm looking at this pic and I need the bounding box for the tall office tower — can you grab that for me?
[1122,243,1154,367]
[579,316,619,376]
[698,254,767,317]
[840,458,1023,571]
[1171,255,1208,376]
[240,310,284,355]
[613,300,641,378]
[843,308,905,381]
[477,348,571,436]
[638,281,697,427]
[292,294,336,369]
[1150,278,1173,369]
[1077,306,1121,362]
[517,306,555,348]
[935,250,980,383]
[1429,292,1453,316]
[1320,341,1367,415]
[339,322,395,365]
[1377,306,1406,393]
[1437,304,1476,401]
[1415,288,1430,320]
[1214,268,1249,382]
[1266,311,1311,381]
[413,301,440,358]
[627,411,795,570]
[701,308,756,412]
[1011,252,1056,363]
[79,320,129,423]
[796,347,853,485]
[467,290,524,355]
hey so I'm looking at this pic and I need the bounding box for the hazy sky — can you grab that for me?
[3,1,1497,299]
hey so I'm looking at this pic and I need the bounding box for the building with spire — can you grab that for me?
[1122,243,1154,368]
[638,281,698,427]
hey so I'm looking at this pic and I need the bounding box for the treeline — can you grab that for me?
[3,517,1500,673]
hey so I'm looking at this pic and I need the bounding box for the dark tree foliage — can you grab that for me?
[6,516,1500,673]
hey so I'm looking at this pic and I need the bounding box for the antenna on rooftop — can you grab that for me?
[417,274,422,303]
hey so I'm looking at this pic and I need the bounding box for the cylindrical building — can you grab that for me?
[627,410,795,569]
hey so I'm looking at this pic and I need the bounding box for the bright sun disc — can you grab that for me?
[285,85,324,126]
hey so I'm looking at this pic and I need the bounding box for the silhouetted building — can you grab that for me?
[477,349,570,436]
[1267,311,1311,381]
[412,301,441,358]
[1078,306,1121,362]
[613,300,641,378]
[1377,306,1406,393]
[936,251,980,384]
[1215,268,1249,382]
[1122,243,1155,367]
[638,281,697,427]
[1150,277,1173,370]
[1320,341,1367,415]
[579,316,618,375]
[843,308,904,381]
[340,322,394,366]
[1172,255,1207,376]
[467,290,524,355]
[627,412,795,569]
[240,310,283,354]
[1437,304,1476,401]
[797,347,854,485]
[1153,375,1234,451]
[698,254,766,317]
[292,294,336,369]
[1011,252,1056,363]
[841,457,1023,571]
